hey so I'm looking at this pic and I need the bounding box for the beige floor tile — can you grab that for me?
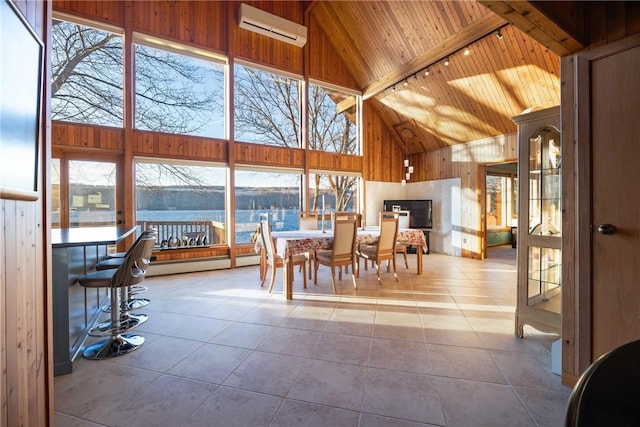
[513,386,570,427]
[209,321,274,349]
[271,399,360,427]
[167,343,251,384]
[437,377,536,427]
[288,358,367,411]
[257,326,322,357]
[427,343,507,383]
[96,374,216,427]
[362,367,445,425]
[359,413,440,427]
[182,386,282,427]
[223,350,305,397]
[369,337,431,374]
[312,333,372,365]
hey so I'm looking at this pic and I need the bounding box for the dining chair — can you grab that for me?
[259,214,307,293]
[330,211,361,274]
[356,214,399,284]
[383,211,410,270]
[331,211,361,229]
[299,211,319,278]
[314,218,358,294]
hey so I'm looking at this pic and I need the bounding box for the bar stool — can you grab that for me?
[79,235,155,359]
[97,228,157,311]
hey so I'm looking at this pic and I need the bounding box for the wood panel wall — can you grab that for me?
[1,1,52,425]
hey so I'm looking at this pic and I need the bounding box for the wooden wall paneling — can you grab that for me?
[560,54,578,386]
[53,0,125,27]
[307,151,363,174]
[234,142,305,169]
[361,101,405,183]
[307,13,359,89]
[1,1,51,425]
[130,131,228,163]
[231,0,304,74]
[52,122,124,153]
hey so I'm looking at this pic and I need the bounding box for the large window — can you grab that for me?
[308,83,359,154]
[234,63,302,147]
[134,39,226,138]
[234,168,302,244]
[135,159,227,246]
[51,18,124,126]
[309,171,360,214]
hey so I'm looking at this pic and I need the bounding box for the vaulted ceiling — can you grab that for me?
[309,1,569,154]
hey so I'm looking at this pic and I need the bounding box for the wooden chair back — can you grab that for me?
[259,214,276,260]
[331,211,362,228]
[377,215,399,257]
[299,211,319,230]
[332,218,357,263]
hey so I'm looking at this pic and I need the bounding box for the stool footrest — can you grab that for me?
[88,313,148,337]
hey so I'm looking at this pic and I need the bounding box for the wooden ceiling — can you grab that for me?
[310,1,562,154]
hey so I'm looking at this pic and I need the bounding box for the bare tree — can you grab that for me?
[51,20,223,188]
[234,66,358,210]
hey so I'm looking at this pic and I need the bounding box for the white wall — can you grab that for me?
[365,178,462,256]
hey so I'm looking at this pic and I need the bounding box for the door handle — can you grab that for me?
[597,224,617,235]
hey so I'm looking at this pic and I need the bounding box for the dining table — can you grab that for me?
[255,227,428,300]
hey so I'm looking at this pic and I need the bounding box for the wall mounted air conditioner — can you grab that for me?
[239,3,307,48]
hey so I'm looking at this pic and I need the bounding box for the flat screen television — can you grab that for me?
[383,199,433,229]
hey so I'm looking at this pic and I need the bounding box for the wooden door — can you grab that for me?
[591,44,640,359]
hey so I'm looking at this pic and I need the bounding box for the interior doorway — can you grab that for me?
[483,162,518,263]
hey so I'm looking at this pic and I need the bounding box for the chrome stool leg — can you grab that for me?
[83,287,145,359]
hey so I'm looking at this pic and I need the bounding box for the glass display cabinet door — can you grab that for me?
[513,106,561,337]
[527,127,561,309]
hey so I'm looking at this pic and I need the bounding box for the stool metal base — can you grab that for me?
[83,333,145,360]
[89,313,148,337]
[102,298,151,313]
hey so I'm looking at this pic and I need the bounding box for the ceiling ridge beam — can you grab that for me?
[362,12,506,99]
[477,1,585,56]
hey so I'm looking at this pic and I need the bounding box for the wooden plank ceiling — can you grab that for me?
[310,1,561,154]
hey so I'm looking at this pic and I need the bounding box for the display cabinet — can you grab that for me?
[512,106,561,336]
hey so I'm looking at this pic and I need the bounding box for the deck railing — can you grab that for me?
[138,220,226,249]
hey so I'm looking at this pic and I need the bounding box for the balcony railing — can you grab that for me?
[138,220,225,249]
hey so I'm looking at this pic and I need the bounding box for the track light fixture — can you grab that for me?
[384,24,509,95]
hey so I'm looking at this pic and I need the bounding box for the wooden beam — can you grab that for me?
[478,1,586,56]
[362,12,506,99]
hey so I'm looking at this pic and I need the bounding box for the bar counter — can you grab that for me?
[52,226,136,376]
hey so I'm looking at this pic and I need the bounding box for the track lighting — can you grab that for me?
[385,25,509,95]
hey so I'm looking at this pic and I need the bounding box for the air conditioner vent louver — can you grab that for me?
[239,3,307,48]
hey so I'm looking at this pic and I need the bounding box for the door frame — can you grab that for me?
[561,32,640,385]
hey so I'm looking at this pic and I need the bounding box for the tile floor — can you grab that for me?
[55,248,571,427]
